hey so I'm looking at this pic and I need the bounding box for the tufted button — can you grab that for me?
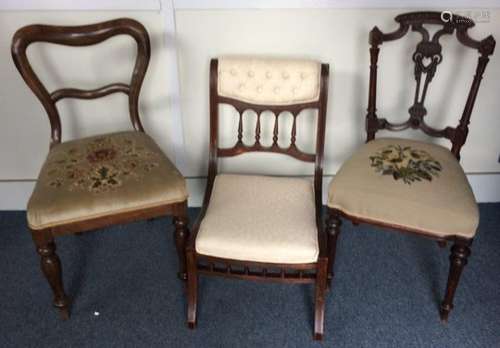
[230,69,237,76]
[274,86,280,94]
[282,72,289,79]
[266,71,272,79]
[291,86,298,94]
[247,71,254,78]
[256,85,263,93]
[238,83,245,91]
[300,72,307,79]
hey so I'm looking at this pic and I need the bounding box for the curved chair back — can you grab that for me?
[11,18,151,147]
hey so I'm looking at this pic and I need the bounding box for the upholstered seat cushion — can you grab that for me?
[196,174,319,264]
[328,138,478,238]
[27,131,188,230]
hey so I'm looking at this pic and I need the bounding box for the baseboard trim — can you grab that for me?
[1,173,499,210]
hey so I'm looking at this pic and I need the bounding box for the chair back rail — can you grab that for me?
[365,11,495,159]
[11,18,150,147]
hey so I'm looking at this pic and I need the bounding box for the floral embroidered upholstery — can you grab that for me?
[43,135,161,193]
[328,138,478,238]
[369,144,442,184]
[28,131,187,230]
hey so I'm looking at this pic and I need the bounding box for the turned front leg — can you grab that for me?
[173,216,189,281]
[325,210,341,288]
[440,241,471,322]
[34,237,70,319]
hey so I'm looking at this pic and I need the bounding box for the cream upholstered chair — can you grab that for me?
[11,18,189,319]
[326,11,495,322]
[186,57,330,340]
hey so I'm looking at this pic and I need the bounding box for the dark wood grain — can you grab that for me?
[366,11,495,160]
[325,211,341,289]
[11,17,151,146]
[440,239,472,322]
[32,232,70,320]
[11,18,189,318]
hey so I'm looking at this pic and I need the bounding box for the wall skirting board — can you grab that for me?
[1,173,499,210]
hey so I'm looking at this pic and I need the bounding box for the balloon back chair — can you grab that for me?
[326,11,495,322]
[186,57,330,339]
[11,18,189,319]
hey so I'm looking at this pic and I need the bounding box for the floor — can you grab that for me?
[0,204,499,347]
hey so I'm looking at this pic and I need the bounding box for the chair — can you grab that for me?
[11,18,190,319]
[185,57,329,339]
[326,11,495,322]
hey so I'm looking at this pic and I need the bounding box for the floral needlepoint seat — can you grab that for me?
[28,131,187,230]
[325,11,495,324]
[328,138,478,238]
[12,18,191,319]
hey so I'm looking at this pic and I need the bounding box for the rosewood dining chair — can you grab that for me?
[11,18,189,319]
[185,57,330,339]
[326,11,495,322]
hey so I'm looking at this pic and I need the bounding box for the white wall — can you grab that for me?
[176,8,500,177]
[1,1,500,208]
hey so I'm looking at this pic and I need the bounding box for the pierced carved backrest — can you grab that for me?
[208,57,329,206]
[11,18,151,147]
[366,11,495,159]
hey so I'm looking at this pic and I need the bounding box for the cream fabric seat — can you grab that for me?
[328,138,479,238]
[196,174,319,264]
[28,131,188,230]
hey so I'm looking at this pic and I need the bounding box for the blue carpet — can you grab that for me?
[0,204,499,347]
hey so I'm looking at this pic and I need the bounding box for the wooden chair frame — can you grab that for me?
[186,58,330,339]
[326,11,495,322]
[11,18,189,319]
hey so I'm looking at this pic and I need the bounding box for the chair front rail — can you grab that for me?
[196,255,318,284]
[42,201,187,237]
[329,207,471,244]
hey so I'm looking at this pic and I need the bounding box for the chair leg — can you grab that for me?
[186,250,198,329]
[314,258,328,340]
[32,233,70,319]
[439,240,471,322]
[173,215,189,281]
[325,210,341,289]
[437,240,447,248]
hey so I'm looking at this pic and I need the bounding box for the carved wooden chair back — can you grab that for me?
[366,11,495,159]
[11,18,150,147]
[208,57,329,209]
